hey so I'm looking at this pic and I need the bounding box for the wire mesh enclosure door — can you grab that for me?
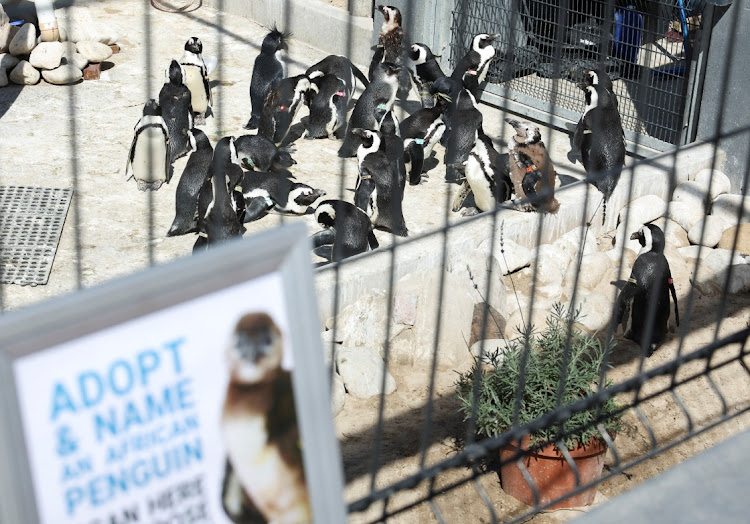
[449,0,706,151]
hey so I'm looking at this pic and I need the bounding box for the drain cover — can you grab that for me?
[0,186,73,286]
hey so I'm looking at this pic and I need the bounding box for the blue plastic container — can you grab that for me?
[612,6,643,63]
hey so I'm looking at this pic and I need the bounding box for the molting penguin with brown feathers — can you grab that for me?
[506,118,559,213]
[370,5,411,99]
[220,313,311,524]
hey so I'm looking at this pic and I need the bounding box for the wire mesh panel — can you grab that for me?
[449,0,703,148]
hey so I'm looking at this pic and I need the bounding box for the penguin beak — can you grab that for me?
[630,231,644,241]
[487,33,501,40]
[505,118,521,128]
[351,128,368,138]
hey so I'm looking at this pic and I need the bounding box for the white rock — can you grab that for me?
[331,372,346,416]
[55,6,119,45]
[672,181,709,210]
[470,338,509,361]
[0,52,19,69]
[478,238,531,275]
[693,169,731,202]
[690,249,750,296]
[531,243,569,299]
[667,201,702,233]
[0,67,6,87]
[335,291,405,349]
[0,5,10,53]
[711,195,750,227]
[42,64,82,85]
[335,346,396,399]
[9,23,36,56]
[678,245,710,264]
[9,60,39,85]
[570,292,614,334]
[504,307,549,340]
[447,247,508,315]
[618,194,667,229]
[651,217,689,249]
[76,41,113,63]
[554,226,598,262]
[29,41,63,70]
[562,251,611,300]
[61,49,88,70]
[688,216,724,248]
[604,247,636,284]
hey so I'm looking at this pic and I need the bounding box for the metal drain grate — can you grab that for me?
[0,186,73,286]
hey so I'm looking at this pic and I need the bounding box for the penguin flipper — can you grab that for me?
[615,282,637,333]
[350,63,370,89]
[294,188,326,207]
[405,141,424,185]
[243,197,272,223]
[668,269,680,327]
[572,118,586,153]
[311,229,336,248]
[367,229,379,250]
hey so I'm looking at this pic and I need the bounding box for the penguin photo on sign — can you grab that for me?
[338,62,400,158]
[159,60,195,162]
[370,5,411,99]
[258,74,311,144]
[245,27,289,130]
[353,128,408,236]
[125,99,171,191]
[179,37,212,125]
[506,118,560,213]
[406,42,445,108]
[573,83,625,225]
[400,106,445,185]
[220,312,311,524]
[451,33,500,100]
[237,171,326,223]
[234,134,296,173]
[614,224,679,357]
[311,199,379,262]
[168,128,213,237]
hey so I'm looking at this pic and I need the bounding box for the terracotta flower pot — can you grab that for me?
[499,436,607,509]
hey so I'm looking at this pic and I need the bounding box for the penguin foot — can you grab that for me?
[135,179,164,191]
[243,116,259,130]
[510,198,536,213]
[194,113,207,126]
[461,207,481,217]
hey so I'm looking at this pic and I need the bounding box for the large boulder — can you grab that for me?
[478,238,531,275]
[618,194,667,229]
[693,169,731,202]
[447,247,508,315]
[667,201,702,233]
[55,6,119,45]
[333,291,405,349]
[8,22,36,56]
[530,243,569,299]
[717,224,750,256]
[678,245,710,264]
[335,346,396,399]
[0,5,11,53]
[76,41,113,63]
[29,41,64,70]
[651,217,689,248]
[554,226,598,262]
[690,249,750,296]
[711,194,750,226]
[569,292,614,334]
[688,216,724,248]
[9,60,39,85]
[42,64,82,85]
[672,181,709,210]
[61,45,88,70]
[0,66,6,87]
[0,52,19,69]
[562,251,611,300]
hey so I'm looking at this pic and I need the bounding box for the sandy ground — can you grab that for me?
[1,1,749,523]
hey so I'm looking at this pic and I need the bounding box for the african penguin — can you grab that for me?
[220,313,311,524]
[444,88,483,184]
[614,224,679,357]
[125,99,171,191]
[506,118,560,213]
[577,67,618,109]
[311,199,379,262]
[353,128,408,236]
[338,62,400,158]
[159,60,195,162]
[428,75,463,148]
[234,134,296,173]
[377,110,407,190]
[258,74,311,144]
[573,84,625,225]
[305,54,369,94]
[305,74,350,140]
[168,128,213,237]
[407,42,445,108]
[451,33,500,99]
[194,136,244,252]
[237,171,326,222]
[399,106,446,185]
[457,133,512,215]
[179,37,212,125]
[370,5,411,99]
[245,27,289,130]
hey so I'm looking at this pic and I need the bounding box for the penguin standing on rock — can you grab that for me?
[125,99,171,191]
[258,74,310,144]
[159,60,195,162]
[179,37,212,125]
[168,128,213,237]
[245,27,289,130]
[370,5,411,99]
[311,199,379,262]
[614,224,679,357]
[506,118,559,213]
[451,33,500,99]
[407,43,445,108]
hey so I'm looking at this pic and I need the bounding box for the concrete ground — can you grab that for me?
[0,0,610,312]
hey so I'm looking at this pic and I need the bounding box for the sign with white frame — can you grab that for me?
[0,224,345,524]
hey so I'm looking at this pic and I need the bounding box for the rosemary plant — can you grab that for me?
[455,303,622,450]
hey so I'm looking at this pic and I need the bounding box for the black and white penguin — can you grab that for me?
[194,136,244,252]
[457,133,512,215]
[179,37,212,124]
[311,199,379,262]
[305,54,369,95]
[615,224,680,357]
[168,128,213,237]
[338,62,400,158]
[577,67,618,109]
[399,106,445,185]
[234,134,296,173]
[237,171,325,222]
[443,87,483,184]
[220,313,311,524]
[353,128,408,236]
[257,74,311,144]
[125,99,171,191]
[573,84,625,225]
[245,27,289,130]
[304,74,350,139]
[506,118,560,213]
[370,5,411,98]
[451,33,500,100]
[407,43,445,107]
[377,110,406,190]
[159,60,195,162]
